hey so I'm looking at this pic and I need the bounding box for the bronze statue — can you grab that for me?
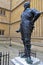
[16,1,43,64]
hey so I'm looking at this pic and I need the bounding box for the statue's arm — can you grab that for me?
[16,15,22,33]
[16,23,21,33]
[32,9,43,23]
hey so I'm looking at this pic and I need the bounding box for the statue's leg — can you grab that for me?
[21,40,27,58]
[25,43,31,57]
[23,37,33,64]
[21,39,31,58]
[25,42,33,64]
[21,33,31,58]
[24,39,31,58]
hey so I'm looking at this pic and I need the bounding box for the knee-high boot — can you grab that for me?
[25,44,33,64]
[24,44,31,58]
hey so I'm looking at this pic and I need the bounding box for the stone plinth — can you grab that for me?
[10,56,40,65]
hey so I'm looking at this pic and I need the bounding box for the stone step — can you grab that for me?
[11,56,40,65]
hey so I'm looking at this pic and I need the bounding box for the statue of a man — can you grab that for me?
[16,1,43,64]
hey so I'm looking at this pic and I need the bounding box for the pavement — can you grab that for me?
[0,41,43,65]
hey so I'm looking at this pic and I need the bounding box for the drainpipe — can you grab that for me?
[9,0,12,46]
[0,52,2,65]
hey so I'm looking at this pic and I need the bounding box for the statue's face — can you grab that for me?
[24,2,30,9]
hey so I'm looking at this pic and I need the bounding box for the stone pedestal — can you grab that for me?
[10,56,41,65]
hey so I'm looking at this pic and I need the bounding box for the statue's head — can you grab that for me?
[24,2,30,9]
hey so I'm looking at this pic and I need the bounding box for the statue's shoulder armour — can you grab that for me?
[31,8,40,14]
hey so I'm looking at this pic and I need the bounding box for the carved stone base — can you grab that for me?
[10,56,40,65]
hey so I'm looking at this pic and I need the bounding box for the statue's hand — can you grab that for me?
[40,12,43,14]
[16,30,19,33]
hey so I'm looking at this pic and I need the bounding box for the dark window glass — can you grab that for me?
[0,30,1,35]
[0,9,5,15]
[2,30,4,35]
[2,10,5,15]
[0,30,4,35]
[0,9,2,14]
